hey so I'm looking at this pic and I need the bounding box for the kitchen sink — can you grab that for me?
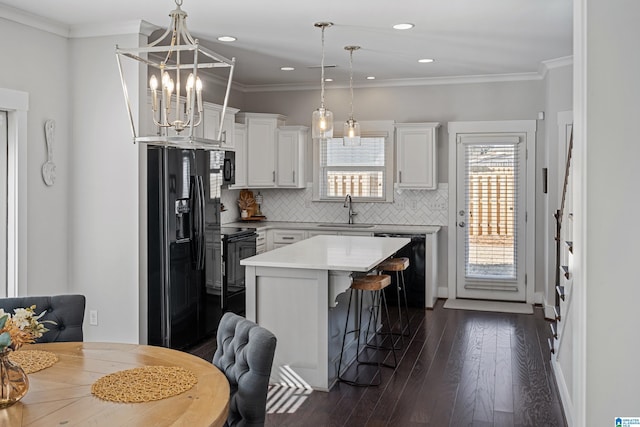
[317,223,375,229]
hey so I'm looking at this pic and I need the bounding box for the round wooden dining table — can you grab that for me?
[1,342,230,427]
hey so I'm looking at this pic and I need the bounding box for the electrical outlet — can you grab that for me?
[427,201,448,211]
[89,310,98,326]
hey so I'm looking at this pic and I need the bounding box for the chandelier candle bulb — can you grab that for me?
[186,73,194,113]
[196,77,203,112]
[149,75,159,111]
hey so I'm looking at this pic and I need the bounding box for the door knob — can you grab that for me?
[458,221,465,227]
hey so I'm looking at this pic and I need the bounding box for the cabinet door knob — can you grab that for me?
[399,171,402,183]
[458,221,466,228]
[273,171,276,182]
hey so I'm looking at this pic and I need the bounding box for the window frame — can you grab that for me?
[312,120,394,203]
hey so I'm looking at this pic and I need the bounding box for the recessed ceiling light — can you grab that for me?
[325,78,333,82]
[367,76,376,80]
[217,36,236,42]
[393,23,414,30]
[280,67,295,71]
[418,58,435,63]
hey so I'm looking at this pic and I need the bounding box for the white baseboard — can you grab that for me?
[534,291,545,305]
[437,286,448,299]
[551,354,574,427]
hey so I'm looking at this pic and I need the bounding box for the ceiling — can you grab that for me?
[0,0,573,90]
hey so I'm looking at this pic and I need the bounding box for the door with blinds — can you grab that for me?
[456,135,527,301]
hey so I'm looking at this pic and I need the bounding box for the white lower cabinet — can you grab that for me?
[267,229,306,251]
[266,228,373,251]
[255,229,267,254]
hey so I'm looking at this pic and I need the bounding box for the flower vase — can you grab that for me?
[0,349,29,408]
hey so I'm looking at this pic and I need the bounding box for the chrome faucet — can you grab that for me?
[343,194,357,224]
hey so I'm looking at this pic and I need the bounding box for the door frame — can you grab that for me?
[447,120,537,303]
[0,88,29,298]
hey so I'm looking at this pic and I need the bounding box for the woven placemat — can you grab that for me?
[91,366,198,403]
[8,350,59,374]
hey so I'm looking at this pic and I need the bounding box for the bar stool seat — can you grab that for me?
[351,274,391,291]
[377,257,409,272]
[337,274,398,387]
[377,257,411,340]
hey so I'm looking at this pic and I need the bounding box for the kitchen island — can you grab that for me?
[241,234,410,391]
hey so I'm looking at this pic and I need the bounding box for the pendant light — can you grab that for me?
[312,22,334,140]
[343,45,361,146]
[116,0,235,147]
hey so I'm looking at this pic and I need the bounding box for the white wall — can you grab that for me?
[68,33,142,343]
[582,0,640,424]
[0,17,71,296]
[542,64,573,312]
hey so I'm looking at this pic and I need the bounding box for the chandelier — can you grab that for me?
[343,46,361,146]
[311,22,334,140]
[116,0,235,148]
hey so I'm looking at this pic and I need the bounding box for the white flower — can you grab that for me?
[11,308,32,329]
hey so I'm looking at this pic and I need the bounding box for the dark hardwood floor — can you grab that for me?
[263,300,566,427]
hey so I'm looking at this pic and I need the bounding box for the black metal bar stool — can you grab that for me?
[337,274,398,387]
[377,257,411,341]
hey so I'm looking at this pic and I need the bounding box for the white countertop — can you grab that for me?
[240,235,411,272]
[225,221,441,234]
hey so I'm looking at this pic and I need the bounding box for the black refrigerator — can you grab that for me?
[147,146,226,350]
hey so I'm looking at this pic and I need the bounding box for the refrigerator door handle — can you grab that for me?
[197,176,206,270]
[189,177,199,268]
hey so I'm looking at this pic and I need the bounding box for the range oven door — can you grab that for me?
[222,233,257,314]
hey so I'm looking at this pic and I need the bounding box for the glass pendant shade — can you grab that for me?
[343,118,361,146]
[312,107,334,139]
[343,45,361,146]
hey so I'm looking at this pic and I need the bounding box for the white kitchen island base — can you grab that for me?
[242,235,410,391]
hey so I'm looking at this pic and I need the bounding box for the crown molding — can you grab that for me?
[539,56,574,78]
[69,20,159,39]
[0,5,158,39]
[0,3,69,37]
[240,71,544,93]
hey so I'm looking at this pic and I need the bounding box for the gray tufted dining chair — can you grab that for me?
[0,294,86,342]
[213,312,277,427]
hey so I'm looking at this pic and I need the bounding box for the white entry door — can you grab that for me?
[456,134,527,301]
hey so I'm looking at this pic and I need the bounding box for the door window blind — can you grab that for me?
[463,142,520,280]
[319,137,385,200]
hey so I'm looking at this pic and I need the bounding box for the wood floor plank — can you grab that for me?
[261,301,567,427]
[494,316,514,414]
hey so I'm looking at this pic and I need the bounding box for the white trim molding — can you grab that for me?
[0,88,29,297]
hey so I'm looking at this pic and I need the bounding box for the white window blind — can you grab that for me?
[463,142,520,280]
[319,137,385,200]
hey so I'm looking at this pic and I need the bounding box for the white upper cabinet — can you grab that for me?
[395,122,440,189]
[237,113,287,188]
[276,126,308,188]
[231,123,247,189]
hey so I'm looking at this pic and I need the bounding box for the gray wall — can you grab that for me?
[0,18,71,296]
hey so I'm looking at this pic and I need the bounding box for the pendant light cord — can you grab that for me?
[320,25,326,108]
[349,48,354,119]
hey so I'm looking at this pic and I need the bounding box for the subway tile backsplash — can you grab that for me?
[221,185,448,226]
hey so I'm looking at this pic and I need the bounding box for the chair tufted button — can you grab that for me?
[47,307,54,313]
[59,325,65,330]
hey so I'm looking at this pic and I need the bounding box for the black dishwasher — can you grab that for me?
[373,233,426,308]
